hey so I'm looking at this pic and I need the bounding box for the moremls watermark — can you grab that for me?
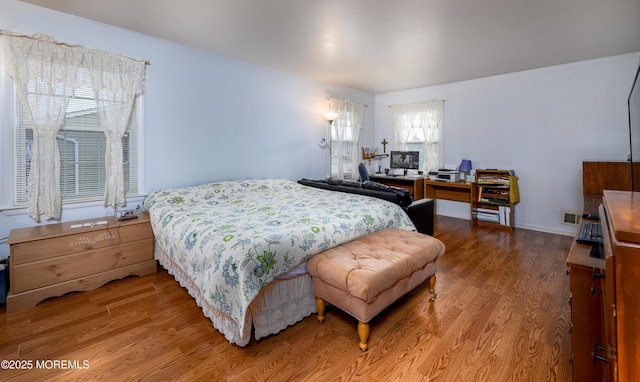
[2,359,90,370]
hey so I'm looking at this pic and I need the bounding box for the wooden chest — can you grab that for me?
[6,212,156,312]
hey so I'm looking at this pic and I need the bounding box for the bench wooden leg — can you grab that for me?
[358,321,369,352]
[428,274,437,300]
[315,296,325,323]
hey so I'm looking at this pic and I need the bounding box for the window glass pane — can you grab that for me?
[330,121,355,179]
[330,141,354,178]
[14,88,139,206]
[392,101,443,172]
[406,125,425,142]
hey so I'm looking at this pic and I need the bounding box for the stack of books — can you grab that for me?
[476,174,511,185]
[474,206,512,226]
[474,170,518,227]
[477,186,509,204]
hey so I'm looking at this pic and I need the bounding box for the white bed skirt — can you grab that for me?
[154,243,317,346]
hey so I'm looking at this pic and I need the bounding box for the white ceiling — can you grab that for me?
[20,0,640,94]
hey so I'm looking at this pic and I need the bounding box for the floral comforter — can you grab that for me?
[144,179,415,336]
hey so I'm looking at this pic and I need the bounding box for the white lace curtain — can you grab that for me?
[84,52,145,208]
[391,101,444,172]
[327,97,364,179]
[2,31,146,221]
[3,34,83,220]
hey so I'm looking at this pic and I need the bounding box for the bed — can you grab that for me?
[143,179,416,346]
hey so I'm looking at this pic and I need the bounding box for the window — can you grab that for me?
[330,114,356,178]
[391,101,444,172]
[327,98,364,179]
[14,85,141,206]
[1,31,146,220]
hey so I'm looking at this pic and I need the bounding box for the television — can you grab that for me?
[628,59,640,192]
[390,151,419,170]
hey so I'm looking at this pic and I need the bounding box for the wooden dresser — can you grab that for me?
[6,213,156,312]
[566,224,606,381]
[567,161,639,380]
[600,190,640,381]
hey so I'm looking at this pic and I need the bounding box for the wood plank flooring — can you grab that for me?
[0,216,573,381]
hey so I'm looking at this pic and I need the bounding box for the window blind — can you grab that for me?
[14,86,140,206]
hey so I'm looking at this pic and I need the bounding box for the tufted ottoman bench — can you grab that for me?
[306,228,445,351]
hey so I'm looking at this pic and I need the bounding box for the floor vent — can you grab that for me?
[562,211,580,225]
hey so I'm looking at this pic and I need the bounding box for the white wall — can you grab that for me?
[1,0,637,260]
[376,53,640,235]
[0,0,374,258]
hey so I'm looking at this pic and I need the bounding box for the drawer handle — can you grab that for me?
[592,341,608,364]
[591,284,604,296]
[592,269,605,279]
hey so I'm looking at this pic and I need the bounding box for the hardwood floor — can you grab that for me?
[0,216,573,381]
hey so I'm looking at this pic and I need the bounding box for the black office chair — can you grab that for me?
[358,163,369,182]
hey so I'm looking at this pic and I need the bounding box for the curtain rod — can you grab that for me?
[325,96,368,107]
[0,29,150,65]
[387,99,444,108]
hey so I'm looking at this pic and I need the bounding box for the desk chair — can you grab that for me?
[358,163,369,182]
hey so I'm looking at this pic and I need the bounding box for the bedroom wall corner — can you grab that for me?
[374,53,639,235]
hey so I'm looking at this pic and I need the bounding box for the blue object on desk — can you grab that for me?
[459,159,472,173]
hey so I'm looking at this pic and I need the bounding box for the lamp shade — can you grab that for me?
[323,112,338,121]
[459,159,472,172]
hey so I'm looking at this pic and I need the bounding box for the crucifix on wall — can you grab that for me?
[381,139,388,153]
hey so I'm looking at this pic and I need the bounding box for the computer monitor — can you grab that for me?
[390,151,419,170]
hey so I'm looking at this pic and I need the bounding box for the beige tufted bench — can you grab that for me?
[306,228,445,351]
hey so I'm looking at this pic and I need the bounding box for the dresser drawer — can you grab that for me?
[7,213,156,312]
[11,238,154,293]
[10,221,153,265]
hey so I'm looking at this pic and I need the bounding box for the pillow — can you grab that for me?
[362,181,391,192]
[326,178,340,185]
[338,179,363,188]
[362,181,413,206]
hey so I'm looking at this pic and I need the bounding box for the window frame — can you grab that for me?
[329,115,357,179]
[0,67,146,215]
[392,101,444,173]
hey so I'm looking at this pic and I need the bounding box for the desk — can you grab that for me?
[369,174,425,200]
[423,180,474,216]
[566,217,605,382]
